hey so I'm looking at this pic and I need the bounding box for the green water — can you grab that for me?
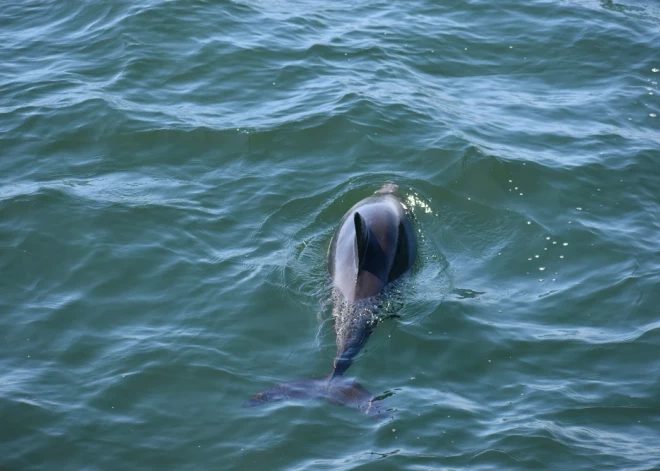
[1,1,659,470]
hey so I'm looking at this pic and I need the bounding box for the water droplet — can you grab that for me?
[651,113,657,118]
[520,192,524,196]
[552,241,557,245]
[563,242,568,246]
[546,237,551,240]
[576,207,582,211]
[535,255,540,258]
[527,221,531,225]
[653,68,659,72]
[560,255,564,259]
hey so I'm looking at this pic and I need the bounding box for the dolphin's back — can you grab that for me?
[328,193,416,303]
[245,184,417,416]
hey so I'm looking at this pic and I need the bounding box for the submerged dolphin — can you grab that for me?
[244,183,417,415]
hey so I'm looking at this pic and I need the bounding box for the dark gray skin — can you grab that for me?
[328,183,417,377]
[245,183,417,415]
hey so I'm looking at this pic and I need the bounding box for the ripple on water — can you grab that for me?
[2,0,660,469]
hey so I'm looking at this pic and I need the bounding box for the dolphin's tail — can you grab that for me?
[243,375,385,416]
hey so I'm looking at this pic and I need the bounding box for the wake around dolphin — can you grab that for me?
[244,183,417,415]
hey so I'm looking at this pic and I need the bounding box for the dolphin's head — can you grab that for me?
[374,183,399,196]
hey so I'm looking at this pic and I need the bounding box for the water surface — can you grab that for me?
[1,1,659,470]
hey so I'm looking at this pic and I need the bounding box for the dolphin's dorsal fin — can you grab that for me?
[354,212,368,269]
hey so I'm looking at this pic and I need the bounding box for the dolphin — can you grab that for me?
[244,183,417,415]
